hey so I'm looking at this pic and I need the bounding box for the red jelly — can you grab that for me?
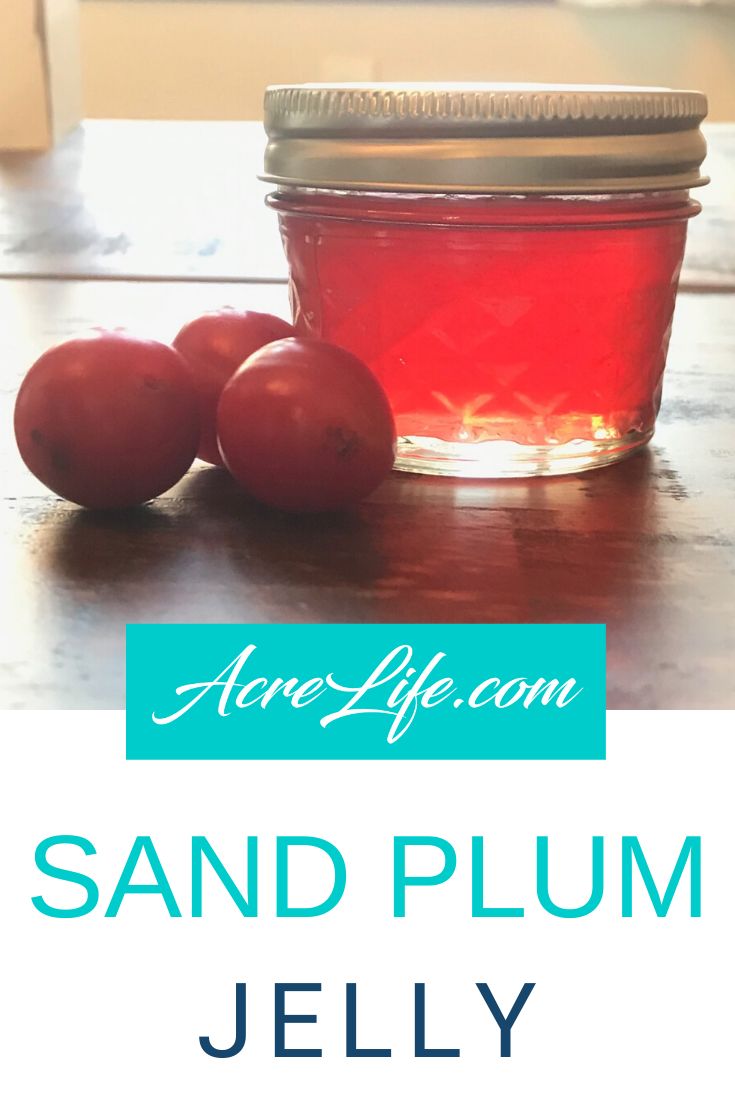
[263,84,709,477]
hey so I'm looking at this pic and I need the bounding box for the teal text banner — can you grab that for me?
[125,624,605,760]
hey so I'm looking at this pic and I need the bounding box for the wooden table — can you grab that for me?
[1,122,734,709]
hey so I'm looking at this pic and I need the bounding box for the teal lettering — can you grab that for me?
[105,836,181,917]
[32,835,99,918]
[192,836,258,917]
[276,837,346,917]
[537,836,604,917]
[394,836,457,918]
[472,836,524,917]
[622,836,701,917]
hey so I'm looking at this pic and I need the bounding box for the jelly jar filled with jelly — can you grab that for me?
[262,83,708,477]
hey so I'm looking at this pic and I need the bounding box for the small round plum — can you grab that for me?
[173,308,296,464]
[14,331,200,509]
[217,337,396,512]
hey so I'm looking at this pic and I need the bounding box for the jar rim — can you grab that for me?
[267,187,701,231]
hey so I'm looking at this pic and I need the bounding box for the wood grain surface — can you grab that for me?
[1,277,733,709]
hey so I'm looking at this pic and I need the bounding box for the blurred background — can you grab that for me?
[2,1,735,149]
[1,0,732,283]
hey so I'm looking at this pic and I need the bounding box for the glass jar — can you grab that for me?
[262,84,709,478]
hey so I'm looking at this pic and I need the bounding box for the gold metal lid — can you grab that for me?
[262,82,709,194]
